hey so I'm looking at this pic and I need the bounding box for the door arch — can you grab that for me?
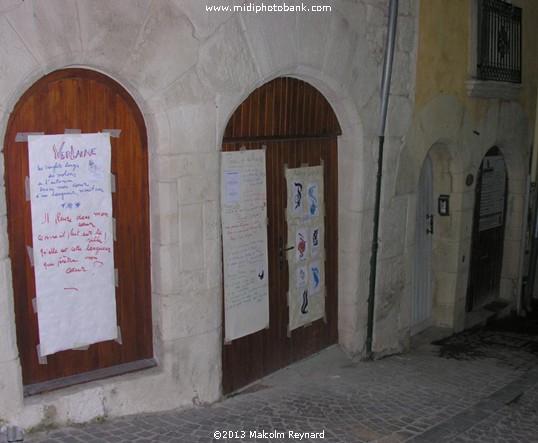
[411,155,434,335]
[466,146,508,311]
[221,77,341,394]
[4,69,153,392]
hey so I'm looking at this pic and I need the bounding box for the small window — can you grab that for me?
[476,0,522,83]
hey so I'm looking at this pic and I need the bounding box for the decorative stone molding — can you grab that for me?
[466,79,522,100]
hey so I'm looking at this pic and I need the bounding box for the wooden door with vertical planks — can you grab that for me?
[4,69,153,392]
[222,77,341,394]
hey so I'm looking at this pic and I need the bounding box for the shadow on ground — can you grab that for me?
[433,301,538,368]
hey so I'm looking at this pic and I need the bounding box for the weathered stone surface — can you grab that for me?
[378,197,407,260]
[168,105,217,154]
[0,16,39,107]
[0,259,17,362]
[160,289,220,339]
[151,213,179,246]
[77,0,151,72]
[179,203,204,271]
[151,181,178,216]
[151,243,181,295]
[170,0,237,40]
[121,1,199,98]
[6,0,81,69]
[197,16,258,94]
[0,358,23,422]
[177,173,217,204]
[0,0,20,15]
[323,14,358,85]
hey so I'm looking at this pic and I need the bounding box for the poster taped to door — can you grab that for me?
[286,166,325,331]
[478,156,506,231]
[221,149,269,341]
[28,133,117,356]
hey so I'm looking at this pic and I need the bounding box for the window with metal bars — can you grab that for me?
[477,0,522,83]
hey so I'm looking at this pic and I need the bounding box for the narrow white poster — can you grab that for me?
[286,166,325,331]
[479,156,506,231]
[221,149,269,341]
[28,133,117,356]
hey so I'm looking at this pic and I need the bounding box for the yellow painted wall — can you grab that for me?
[414,0,538,126]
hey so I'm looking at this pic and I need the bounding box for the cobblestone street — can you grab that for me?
[10,312,538,443]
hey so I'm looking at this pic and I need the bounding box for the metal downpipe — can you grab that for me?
[366,0,398,358]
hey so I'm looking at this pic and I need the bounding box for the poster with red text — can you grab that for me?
[28,133,117,356]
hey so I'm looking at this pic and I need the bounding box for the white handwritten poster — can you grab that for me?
[286,166,325,331]
[479,156,506,231]
[221,149,269,342]
[28,133,117,356]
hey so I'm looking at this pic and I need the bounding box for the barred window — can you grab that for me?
[477,0,522,83]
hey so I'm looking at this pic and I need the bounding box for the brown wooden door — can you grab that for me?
[466,147,508,311]
[4,69,153,391]
[222,78,340,394]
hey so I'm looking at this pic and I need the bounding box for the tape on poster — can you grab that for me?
[102,129,121,138]
[26,246,34,267]
[25,176,30,201]
[115,326,123,345]
[15,132,44,142]
[64,129,82,134]
[73,344,90,351]
[36,345,47,365]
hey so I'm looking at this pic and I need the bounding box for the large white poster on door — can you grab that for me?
[286,165,325,331]
[221,149,269,342]
[28,133,117,356]
[479,156,506,231]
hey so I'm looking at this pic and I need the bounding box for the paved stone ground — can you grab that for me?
[8,311,538,443]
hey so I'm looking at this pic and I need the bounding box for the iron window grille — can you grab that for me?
[477,0,522,83]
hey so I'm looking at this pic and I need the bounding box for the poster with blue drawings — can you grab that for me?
[285,165,325,331]
[28,133,117,356]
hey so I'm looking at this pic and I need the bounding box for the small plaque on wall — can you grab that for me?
[438,194,449,216]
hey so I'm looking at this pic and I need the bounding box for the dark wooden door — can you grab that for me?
[467,147,508,311]
[222,78,340,394]
[4,69,153,391]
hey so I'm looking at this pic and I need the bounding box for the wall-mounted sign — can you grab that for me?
[438,194,450,216]
[28,133,117,356]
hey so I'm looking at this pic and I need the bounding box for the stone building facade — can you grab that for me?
[0,0,536,432]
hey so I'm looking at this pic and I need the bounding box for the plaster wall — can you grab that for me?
[390,0,537,349]
[0,0,419,430]
[397,97,530,339]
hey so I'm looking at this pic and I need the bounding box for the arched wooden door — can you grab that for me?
[4,69,153,393]
[222,77,341,394]
[466,146,508,311]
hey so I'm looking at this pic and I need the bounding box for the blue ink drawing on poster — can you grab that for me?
[310,262,321,294]
[301,289,309,314]
[308,183,318,216]
[293,182,303,212]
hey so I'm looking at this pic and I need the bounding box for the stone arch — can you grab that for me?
[398,95,531,335]
[397,96,468,334]
[216,67,368,356]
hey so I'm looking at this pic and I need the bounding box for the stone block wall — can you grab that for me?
[0,0,420,429]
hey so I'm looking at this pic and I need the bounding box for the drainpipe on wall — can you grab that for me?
[366,0,399,358]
